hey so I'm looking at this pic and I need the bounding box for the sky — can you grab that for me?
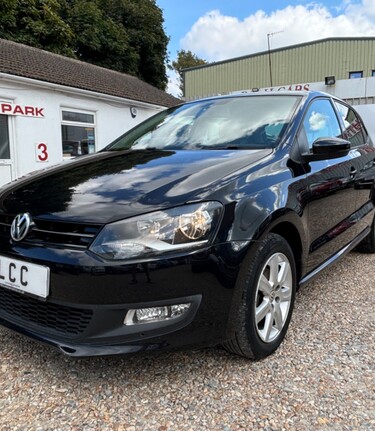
[155,0,375,95]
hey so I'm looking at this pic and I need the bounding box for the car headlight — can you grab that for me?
[89,202,223,260]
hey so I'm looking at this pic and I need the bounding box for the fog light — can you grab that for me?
[124,303,191,325]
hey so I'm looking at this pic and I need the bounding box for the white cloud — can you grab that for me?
[308,111,328,131]
[355,0,375,17]
[167,69,181,98]
[165,0,375,96]
[180,1,375,62]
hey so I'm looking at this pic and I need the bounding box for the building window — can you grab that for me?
[349,71,363,79]
[372,70,375,77]
[61,109,96,157]
[0,114,10,159]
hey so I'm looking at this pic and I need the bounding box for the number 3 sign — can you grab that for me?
[35,143,49,162]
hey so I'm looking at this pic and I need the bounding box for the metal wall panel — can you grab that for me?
[184,38,375,100]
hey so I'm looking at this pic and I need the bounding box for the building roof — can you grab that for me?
[0,38,180,108]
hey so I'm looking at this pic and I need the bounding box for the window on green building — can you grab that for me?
[349,71,363,79]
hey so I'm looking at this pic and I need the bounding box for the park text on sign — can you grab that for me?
[0,103,44,118]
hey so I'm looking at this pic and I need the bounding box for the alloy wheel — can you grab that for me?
[254,252,293,343]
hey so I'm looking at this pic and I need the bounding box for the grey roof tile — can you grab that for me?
[0,39,180,108]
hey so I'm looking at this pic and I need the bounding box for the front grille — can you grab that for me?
[0,287,93,338]
[0,214,102,249]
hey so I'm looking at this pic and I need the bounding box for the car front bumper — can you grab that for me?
[0,243,244,356]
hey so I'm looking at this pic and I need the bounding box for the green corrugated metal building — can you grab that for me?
[183,37,375,100]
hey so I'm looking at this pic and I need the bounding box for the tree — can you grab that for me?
[65,0,138,75]
[171,50,207,96]
[0,0,73,56]
[0,0,170,90]
[101,0,169,90]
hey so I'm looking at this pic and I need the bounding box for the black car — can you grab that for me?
[0,91,374,359]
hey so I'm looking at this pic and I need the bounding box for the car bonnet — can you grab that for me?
[0,149,272,223]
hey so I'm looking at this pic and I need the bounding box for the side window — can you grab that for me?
[334,101,366,147]
[302,99,342,149]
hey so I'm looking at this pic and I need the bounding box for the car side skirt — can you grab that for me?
[299,227,370,288]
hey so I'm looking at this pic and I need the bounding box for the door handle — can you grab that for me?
[350,167,357,178]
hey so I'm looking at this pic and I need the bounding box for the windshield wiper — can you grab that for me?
[201,145,239,150]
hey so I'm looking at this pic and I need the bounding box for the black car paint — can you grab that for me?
[0,148,272,222]
[0,91,374,356]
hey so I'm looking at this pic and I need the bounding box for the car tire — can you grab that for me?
[223,233,296,359]
[356,216,375,253]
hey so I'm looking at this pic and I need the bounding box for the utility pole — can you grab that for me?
[267,30,283,87]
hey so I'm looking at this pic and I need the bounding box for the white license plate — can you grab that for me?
[0,255,50,298]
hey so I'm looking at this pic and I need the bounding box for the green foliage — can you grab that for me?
[0,0,18,32]
[0,0,169,90]
[0,0,73,55]
[66,0,138,75]
[99,0,169,90]
[171,50,207,96]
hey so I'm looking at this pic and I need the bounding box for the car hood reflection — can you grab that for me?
[0,149,272,223]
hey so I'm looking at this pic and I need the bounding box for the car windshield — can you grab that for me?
[106,95,301,151]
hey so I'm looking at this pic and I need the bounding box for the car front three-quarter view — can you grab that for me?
[0,91,374,359]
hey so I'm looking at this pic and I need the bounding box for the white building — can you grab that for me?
[0,39,179,186]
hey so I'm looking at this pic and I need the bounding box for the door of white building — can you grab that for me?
[0,114,14,185]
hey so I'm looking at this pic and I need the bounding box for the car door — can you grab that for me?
[297,97,359,273]
[333,100,375,233]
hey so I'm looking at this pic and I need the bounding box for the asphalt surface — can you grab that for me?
[0,251,374,431]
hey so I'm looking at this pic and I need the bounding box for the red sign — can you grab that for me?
[35,143,49,162]
[261,84,311,92]
[0,103,44,118]
[235,83,311,95]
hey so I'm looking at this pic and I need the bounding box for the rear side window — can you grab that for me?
[334,101,366,147]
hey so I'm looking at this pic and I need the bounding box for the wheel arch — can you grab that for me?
[248,211,307,283]
[268,222,303,282]
[223,231,298,359]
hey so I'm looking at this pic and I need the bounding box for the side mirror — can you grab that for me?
[302,137,351,162]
